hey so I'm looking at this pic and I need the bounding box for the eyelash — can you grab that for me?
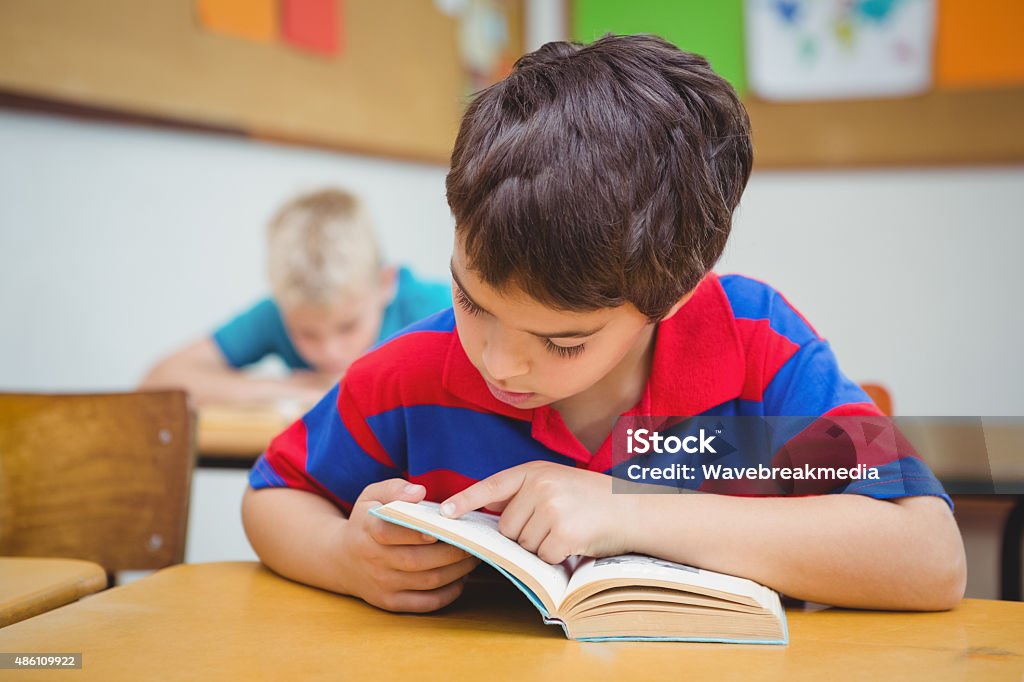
[544,339,586,358]
[454,285,587,359]
[454,286,482,316]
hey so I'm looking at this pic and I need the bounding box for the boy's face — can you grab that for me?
[450,239,656,412]
[281,271,395,375]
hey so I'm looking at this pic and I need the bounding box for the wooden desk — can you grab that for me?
[0,562,1021,680]
[195,404,297,466]
[0,557,107,628]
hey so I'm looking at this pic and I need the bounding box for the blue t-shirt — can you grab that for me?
[212,267,451,370]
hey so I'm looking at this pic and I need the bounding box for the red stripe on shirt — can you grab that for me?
[734,317,802,402]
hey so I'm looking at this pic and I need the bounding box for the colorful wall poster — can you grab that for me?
[936,0,1024,89]
[196,0,277,42]
[745,0,935,100]
[572,0,747,95]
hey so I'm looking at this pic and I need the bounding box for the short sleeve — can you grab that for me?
[248,381,405,512]
[757,294,952,509]
[212,298,309,370]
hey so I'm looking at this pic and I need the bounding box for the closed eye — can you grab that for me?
[544,339,585,358]
[455,279,587,358]
[454,284,484,316]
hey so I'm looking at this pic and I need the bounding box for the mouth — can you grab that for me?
[485,381,535,407]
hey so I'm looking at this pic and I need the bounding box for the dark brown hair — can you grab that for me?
[446,34,752,320]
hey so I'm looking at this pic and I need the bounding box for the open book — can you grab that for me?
[370,500,788,644]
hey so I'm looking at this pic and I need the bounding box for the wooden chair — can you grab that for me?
[860,383,893,416]
[0,391,195,579]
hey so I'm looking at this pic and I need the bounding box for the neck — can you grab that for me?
[552,323,658,453]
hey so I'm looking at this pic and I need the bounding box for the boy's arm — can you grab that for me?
[242,481,480,612]
[628,491,966,611]
[241,485,353,594]
[139,337,332,407]
[441,463,966,611]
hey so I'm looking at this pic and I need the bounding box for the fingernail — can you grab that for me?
[421,534,435,542]
[404,483,423,496]
[440,502,456,518]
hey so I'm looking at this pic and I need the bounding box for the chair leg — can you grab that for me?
[1000,495,1024,601]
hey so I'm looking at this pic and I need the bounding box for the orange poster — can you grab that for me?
[936,0,1024,88]
[196,0,277,43]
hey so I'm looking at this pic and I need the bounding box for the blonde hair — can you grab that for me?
[267,188,383,308]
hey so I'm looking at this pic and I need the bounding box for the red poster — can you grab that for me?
[282,0,341,56]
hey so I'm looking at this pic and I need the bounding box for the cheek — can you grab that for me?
[453,311,483,355]
[347,309,386,350]
[369,303,388,329]
[293,337,323,360]
[535,359,594,390]
[538,343,630,390]
[353,324,380,351]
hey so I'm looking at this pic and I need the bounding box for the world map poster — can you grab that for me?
[745,0,935,100]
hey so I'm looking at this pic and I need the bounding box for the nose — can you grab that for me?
[481,330,529,382]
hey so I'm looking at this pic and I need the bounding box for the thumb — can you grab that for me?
[355,478,427,509]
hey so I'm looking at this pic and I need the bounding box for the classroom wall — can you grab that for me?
[720,167,1024,417]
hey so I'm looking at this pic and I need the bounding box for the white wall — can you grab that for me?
[724,168,1024,417]
[2,111,1022,570]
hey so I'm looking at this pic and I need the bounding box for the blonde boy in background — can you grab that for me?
[141,188,450,406]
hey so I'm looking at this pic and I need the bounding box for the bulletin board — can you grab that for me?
[572,0,1024,168]
[0,0,525,165]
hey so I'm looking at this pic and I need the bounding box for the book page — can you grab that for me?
[566,554,778,612]
[375,501,574,607]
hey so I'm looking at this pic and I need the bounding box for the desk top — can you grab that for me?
[0,557,107,628]
[0,562,1021,680]
[196,403,297,458]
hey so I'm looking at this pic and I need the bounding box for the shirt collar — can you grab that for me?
[635,272,746,417]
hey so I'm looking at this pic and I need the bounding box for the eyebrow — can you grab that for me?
[449,261,607,339]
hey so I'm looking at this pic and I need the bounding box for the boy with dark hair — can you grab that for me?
[242,35,965,615]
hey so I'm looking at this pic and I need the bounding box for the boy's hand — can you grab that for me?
[439,462,637,564]
[338,479,480,613]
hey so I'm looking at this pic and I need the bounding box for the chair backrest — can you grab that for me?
[0,391,195,572]
[860,383,894,416]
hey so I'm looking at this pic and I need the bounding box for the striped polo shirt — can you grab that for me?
[249,273,950,510]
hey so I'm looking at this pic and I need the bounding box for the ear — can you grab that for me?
[659,288,698,322]
[378,265,398,303]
